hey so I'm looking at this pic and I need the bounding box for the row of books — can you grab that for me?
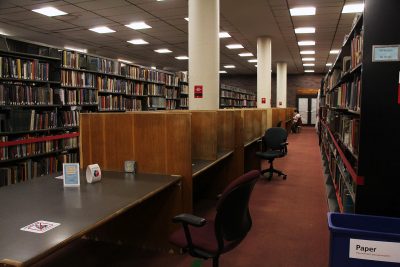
[0,57,49,81]
[98,95,125,111]
[327,76,361,111]
[0,153,78,186]
[55,88,98,105]
[177,71,188,83]
[166,88,178,99]
[180,98,188,108]
[0,135,78,161]
[0,84,54,105]
[126,82,145,96]
[125,99,142,111]
[59,110,79,127]
[166,100,177,110]
[181,84,189,95]
[148,84,165,96]
[96,77,126,93]
[221,89,257,100]
[351,32,363,69]
[165,74,179,87]
[6,110,57,132]
[220,98,257,107]
[61,70,95,88]
[220,84,256,95]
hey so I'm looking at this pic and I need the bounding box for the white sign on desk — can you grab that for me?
[20,220,60,234]
[372,45,400,62]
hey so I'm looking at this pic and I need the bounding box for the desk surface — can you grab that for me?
[0,171,180,267]
[192,150,233,177]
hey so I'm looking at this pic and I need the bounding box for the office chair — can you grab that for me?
[256,127,288,180]
[169,170,260,267]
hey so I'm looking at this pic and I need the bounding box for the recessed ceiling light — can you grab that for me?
[342,3,364,13]
[127,39,149,45]
[326,63,332,66]
[330,49,340,54]
[304,70,315,73]
[295,27,315,34]
[125,21,152,30]
[239,52,253,57]
[248,59,257,63]
[157,0,165,1]
[226,44,244,49]
[302,57,315,61]
[219,32,231,38]
[64,46,87,53]
[175,56,189,60]
[89,26,115,34]
[300,50,315,55]
[184,17,189,21]
[219,70,227,74]
[32,7,67,17]
[151,66,157,70]
[290,7,316,16]
[303,63,315,66]
[155,48,172,53]
[224,65,235,69]
[298,40,315,46]
[118,59,132,64]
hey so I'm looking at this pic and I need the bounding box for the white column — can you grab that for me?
[276,62,287,108]
[188,0,219,110]
[257,37,272,108]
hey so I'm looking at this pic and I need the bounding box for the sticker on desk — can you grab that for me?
[20,220,60,234]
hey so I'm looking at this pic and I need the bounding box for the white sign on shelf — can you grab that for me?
[349,238,400,263]
[372,45,400,62]
[20,220,60,234]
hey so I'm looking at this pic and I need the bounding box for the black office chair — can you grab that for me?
[169,170,260,267]
[256,127,288,180]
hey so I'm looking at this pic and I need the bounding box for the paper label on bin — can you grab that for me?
[349,239,400,263]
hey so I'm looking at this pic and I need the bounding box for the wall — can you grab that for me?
[220,73,323,107]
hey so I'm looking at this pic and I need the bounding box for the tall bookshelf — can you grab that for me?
[177,71,188,109]
[319,0,400,216]
[0,38,79,187]
[220,84,256,109]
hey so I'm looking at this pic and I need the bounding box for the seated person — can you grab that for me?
[291,109,302,133]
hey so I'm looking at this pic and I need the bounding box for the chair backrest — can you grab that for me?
[215,170,260,248]
[262,127,288,150]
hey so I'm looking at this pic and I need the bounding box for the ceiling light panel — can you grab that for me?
[219,70,227,74]
[298,41,315,46]
[342,3,364,13]
[300,50,315,55]
[155,48,172,53]
[239,53,253,57]
[89,26,115,33]
[224,65,235,69]
[125,21,152,30]
[32,7,67,17]
[302,57,315,61]
[127,39,149,45]
[290,7,316,16]
[248,59,257,63]
[304,70,315,73]
[295,27,316,34]
[330,49,340,54]
[175,56,189,60]
[303,63,315,66]
[219,32,231,38]
[226,44,244,49]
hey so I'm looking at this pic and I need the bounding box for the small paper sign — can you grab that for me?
[372,45,400,62]
[63,163,80,187]
[194,85,203,98]
[262,98,266,104]
[20,220,60,234]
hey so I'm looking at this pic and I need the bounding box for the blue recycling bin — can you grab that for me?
[328,212,400,267]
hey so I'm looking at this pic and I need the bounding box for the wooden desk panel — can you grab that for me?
[0,172,180,267]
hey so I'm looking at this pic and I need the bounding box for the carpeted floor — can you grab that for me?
[37,127,329,267]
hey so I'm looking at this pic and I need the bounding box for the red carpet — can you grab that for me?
[36,127,329,267]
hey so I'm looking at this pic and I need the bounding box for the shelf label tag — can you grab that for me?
[372,45,400,62]
[194,85,203,98]
[349,239,400,263]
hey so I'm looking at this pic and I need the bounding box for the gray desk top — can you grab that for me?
[0,171,180,266]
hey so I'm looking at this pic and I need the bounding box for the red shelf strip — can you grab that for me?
[0,132,79,147]
[321,121,364,185]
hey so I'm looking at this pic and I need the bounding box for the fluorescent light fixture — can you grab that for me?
[224,65,235,69]
[64,46,87,53]
[175,56,189,60]
[155,48,172,53]
[125,21,152,30]
[342,3,364,13]
[304,70,315,73]
[184,17,189,21]
[255,65,258,67]
[89,26,115,33]
[151,66,157,70]
[127,39,149,45]
[303,63,315,66]
[248,59,257,63]
[300,50,315,55]
[219,32,231,38]
[219,70,227,74]
[0,30,9,36]
[239,52,254,57]
[118,59,132,64]
[290,7,316,16]
[330,49,340,54]
[298,40,315,46]
[226,44,244,49]
[157,0,165,1]
[32,7,67,17]
[295,27,315,34]
[302,57,315,61]
[326,63,333,66]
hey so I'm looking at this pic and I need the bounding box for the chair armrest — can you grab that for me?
[172,213,207,227]
[280,142,288,147]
